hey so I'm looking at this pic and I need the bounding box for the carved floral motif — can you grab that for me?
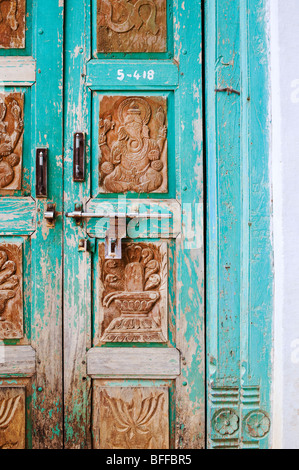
[99,96,167,193]
[213,409,239,436]
[94,387,169,449]
[98,242,167,343]
[0,244,23,339]
[244,411,270,439]
[0,93,24,190]
[0,388,25,449]
[97,0,167,53]
[0,0,26,49]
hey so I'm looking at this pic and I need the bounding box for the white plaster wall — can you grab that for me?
[271,0,299,450]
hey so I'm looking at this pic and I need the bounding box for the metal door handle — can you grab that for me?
[65,210,172,220]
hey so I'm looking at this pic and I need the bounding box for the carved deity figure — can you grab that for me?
[0,96,23,189]
[99,97,167,193]
[0,0,18,31]
[100,0,159,35]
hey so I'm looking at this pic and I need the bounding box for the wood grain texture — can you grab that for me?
[0,198,35,235]
[0,0,26,49]
[87,347,180,378]
[93,386,169,449]
[0,387,25,449]
[205,0,272,449]
[97,0,167,53]
[0,57,36,86]
[0,346,35,375]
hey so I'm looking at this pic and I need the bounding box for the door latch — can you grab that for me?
[36,148,48,198]
[66,204,172,260]
[44,203,56,227]
[73,132,85,182]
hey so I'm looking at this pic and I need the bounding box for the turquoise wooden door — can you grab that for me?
[0,1,63,448]
[63,0,205,449]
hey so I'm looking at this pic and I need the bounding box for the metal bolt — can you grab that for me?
[38,29,44,35]
[37,387,43,392]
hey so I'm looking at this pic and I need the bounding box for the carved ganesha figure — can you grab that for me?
[99,97,167,193]
[0,96,23,189]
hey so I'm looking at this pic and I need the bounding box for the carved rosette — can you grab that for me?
[93,387,169,449]
[98,242,168,343]
[0,388,25,449]
[97,0,167,53]
[212,409,239,436]
[244,410,270,439]
[99,95,168,194]
[0,243,23,339]
[0,0,26,49]
[0,93,24,191]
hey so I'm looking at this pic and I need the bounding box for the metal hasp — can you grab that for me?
[66,205,172,260]
[73,132,85,182]
[44,203,56,227]
[36,148,48,198]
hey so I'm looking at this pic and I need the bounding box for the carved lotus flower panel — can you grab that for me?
[0,93,24,191]
[0,387,25,449]
[99,95,168,194]
[97,242,168,343]
[97,0,167,53]
[93,387,169,449]
[0,243,23,339]
[0,0,26,49]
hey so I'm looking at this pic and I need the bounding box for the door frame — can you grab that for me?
[205,0,273,449]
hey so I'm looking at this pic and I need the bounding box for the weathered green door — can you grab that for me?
[63,0,204,449]
[0,0,63,448]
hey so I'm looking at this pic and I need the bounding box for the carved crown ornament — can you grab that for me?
[93,387,169,449]
[97,0,167,53]
[0,0,26,49]
[99,96,168,194]
[0,244,23,339]
[97,242,168,343]
[0,93,24,191]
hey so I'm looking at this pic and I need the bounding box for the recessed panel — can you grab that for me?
[0,93,24,190]
[98,241,168,343]
[0,242,23,339]
[93,387,169,449]
[97,0,167,53]
[0,0,26,49]
[99,95,168,194]
[0,387,25,449]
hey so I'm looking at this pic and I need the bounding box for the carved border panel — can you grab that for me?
[0,0,26,49]
[99,95,168,194]
[93,386,169,449]
[0,242,23,339]
[97,241,168,344]
[0,387,25,449]
[97,0,167,53]
[0,93,24,191]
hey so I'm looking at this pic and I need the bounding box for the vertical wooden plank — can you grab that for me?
[206,0,272,449]
[63,0,92,448]
[174,0,205,449]
[30,0,64,449]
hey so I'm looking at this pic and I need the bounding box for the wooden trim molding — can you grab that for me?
[0,346,36,376]
[87,347,181,378]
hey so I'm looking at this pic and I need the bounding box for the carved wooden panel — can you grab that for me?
[99,95,167,194]
[0,0,26,49]
[0,387,25,449]
[0,93,24,191]
[98,242,168,343]
[97,0,167,53]
[93,387,169,449]
[0,243,23,339]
